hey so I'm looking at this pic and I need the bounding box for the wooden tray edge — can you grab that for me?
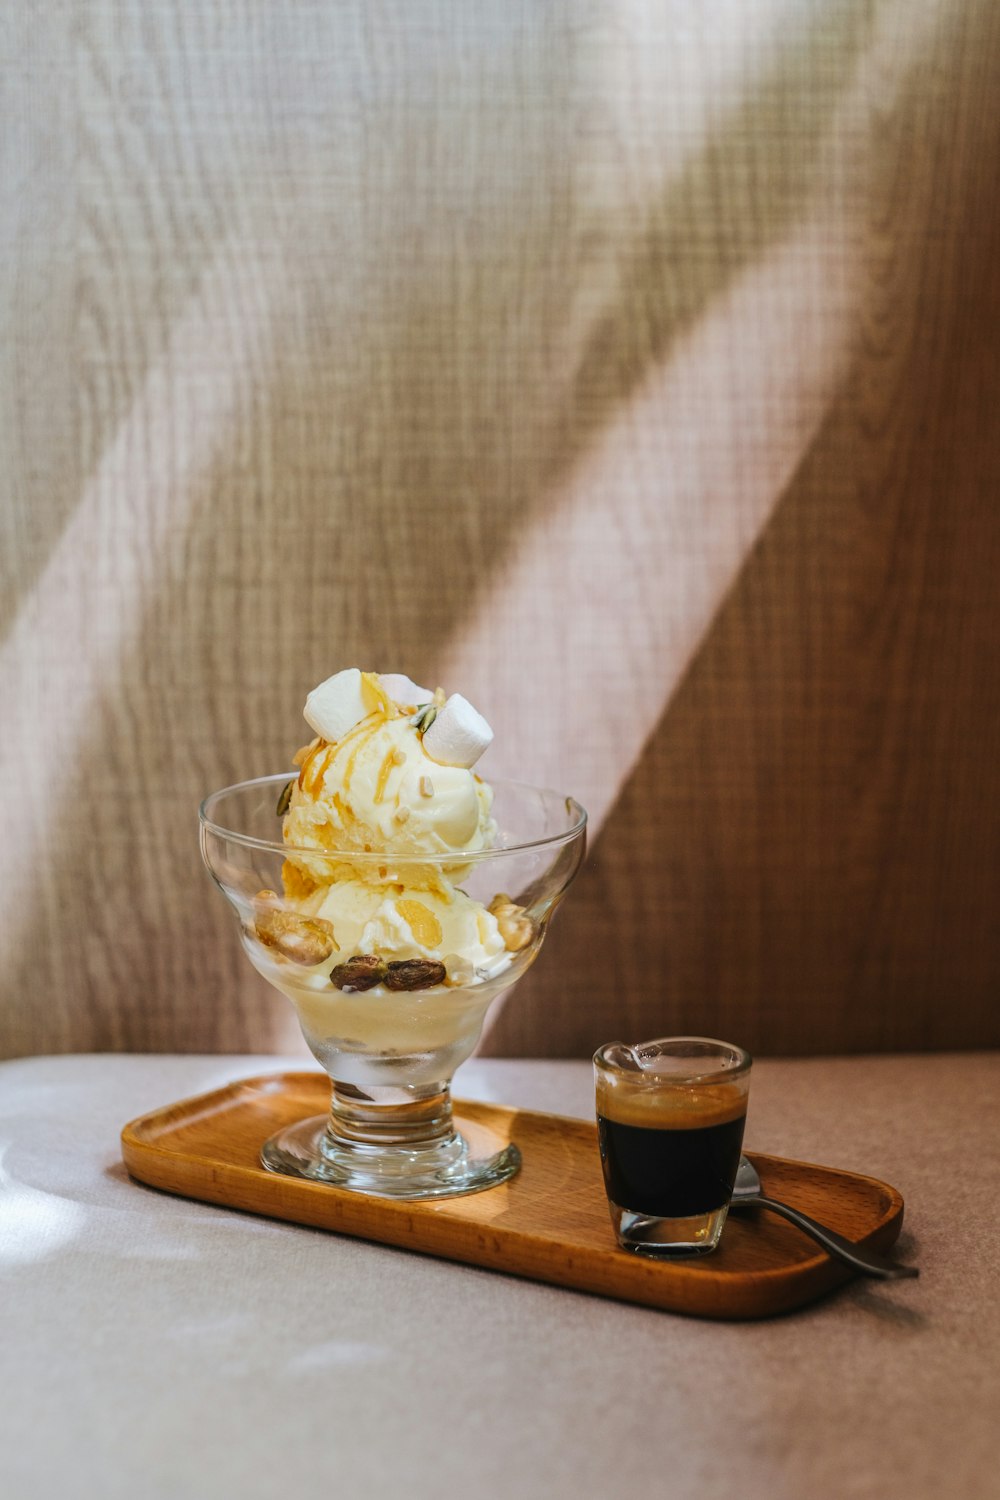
[120,1074,906,1322]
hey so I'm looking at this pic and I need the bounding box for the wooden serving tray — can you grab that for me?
[121,1071,906,1320]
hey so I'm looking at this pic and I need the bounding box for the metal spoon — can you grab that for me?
[730,1157,919,1281]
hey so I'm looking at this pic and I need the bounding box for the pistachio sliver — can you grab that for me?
[411,704,438,733]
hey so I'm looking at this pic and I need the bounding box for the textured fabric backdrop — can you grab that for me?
[1,0,998,1060]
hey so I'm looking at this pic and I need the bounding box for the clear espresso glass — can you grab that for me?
[201,774,586,1199]
[594,1037,751,1256]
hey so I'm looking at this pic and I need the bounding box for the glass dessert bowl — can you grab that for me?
[200,773,586,1198]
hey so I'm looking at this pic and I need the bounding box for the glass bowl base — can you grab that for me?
[260,1114,521,1200]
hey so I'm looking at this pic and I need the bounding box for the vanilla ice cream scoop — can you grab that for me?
[284,707,495,866]
[292,877,507,983]
[278,672,505,982]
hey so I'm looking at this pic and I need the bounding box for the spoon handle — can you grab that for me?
[750,1194,919,1281]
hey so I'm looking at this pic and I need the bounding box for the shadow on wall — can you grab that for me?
[4,0,998,1057]
[486,0,1000,1058]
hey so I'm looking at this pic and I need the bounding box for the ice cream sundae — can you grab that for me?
[247,670,534,1085]
[200,668,586,1196]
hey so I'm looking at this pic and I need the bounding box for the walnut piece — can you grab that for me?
[255,906,337,966]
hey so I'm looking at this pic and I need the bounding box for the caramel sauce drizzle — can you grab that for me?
[374,747,397,805]
[298,716,375,799]
[281,858,318,901]
[342,717,385,790]
[361,671,393,719]
[332,792,353,825]
[297,739,328,794]
[306,744,338,797]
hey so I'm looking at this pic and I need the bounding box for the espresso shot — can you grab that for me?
[598,1096,747,1219]
[594,1038,752,1257]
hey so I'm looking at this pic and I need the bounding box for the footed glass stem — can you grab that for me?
[260,1080,521,1199]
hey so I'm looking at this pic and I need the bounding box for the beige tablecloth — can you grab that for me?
[1,1052,997,1499]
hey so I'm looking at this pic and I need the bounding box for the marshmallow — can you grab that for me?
[378,672,433,707]
[303,669,370,742]
[422,693,493,768]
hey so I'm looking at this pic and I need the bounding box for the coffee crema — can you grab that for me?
[595,1080,746,1131]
